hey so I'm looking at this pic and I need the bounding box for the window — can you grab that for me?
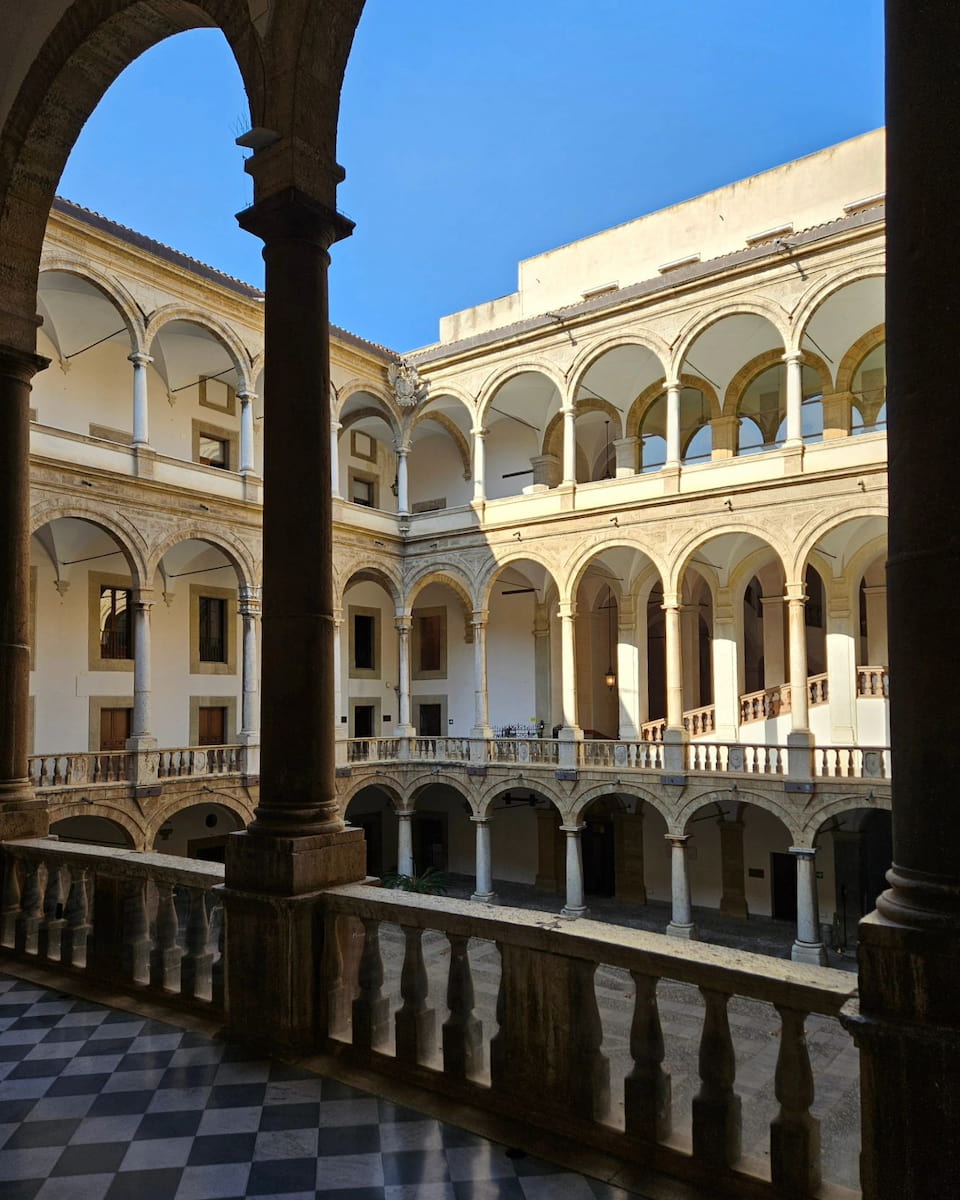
[199,596,227,662]
[197,705,226,746]
[351,475,375,507]
[412,606,447,679]
[100,586,133,659]
[198,433,229,469]
[354,614,375,670]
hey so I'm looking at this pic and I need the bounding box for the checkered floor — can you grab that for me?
[0,973,648,1200]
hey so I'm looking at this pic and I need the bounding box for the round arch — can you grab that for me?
[146,525,258,591]
[792,265,886,348]
[338,562,404,610]
[561,539,668,606]
[475,360,568,426]
[676,787,800,842]
[476,551,561,612]
[570,783,674,826]
[408,773,474,812]
[406,567,476,617]
[723,347,832,416]
[476,778,567,821]
[338,776,404,816]
[625,373,720,440]
[798,791,893,845]
[788,504,889,582]
[38,258,145,351]
[30,499,149,586]
[49,802,143,849]
[144,791,254,848]
[567,331,671,398]
[836,324,886,395]
[666,522,792,596]
[144,305,255,390]
[671,298,792,376]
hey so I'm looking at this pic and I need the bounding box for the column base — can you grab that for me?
[471,890,499,904]
[662,727,687,774]
[666,921,699,940]
[791,939,827,966]
[225,826,366,896]
[132,445,155,478]
[561,904,588,919]
[786,729,813,780]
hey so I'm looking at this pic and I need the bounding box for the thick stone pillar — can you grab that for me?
[662,595,687,771]
[783,351,804,446]
[665,380,681,466]
[665,834,698,939]
[330,419,341,498]
[826,584,857,743]
[614,435,637,477]
[718,810,748,920]
[471,609,492,738]
[790,848,826,966]
[0,346,49,839]
[561,405,577,484]
[471,817,497,903]
[223,188,364,1054]
[238,389,256,474]
[395,444,410,515]
[711,592,739,740]
[472,427,486,502]
[397,809,414,877]
[238,586,261,774]
[863,584,888,665]
[558,601,581,742]
[761,594,786,686]
[560,824,586,918]
[129,351,152,448]
[785,583,812,778]
[616,595,641,738]
[395,613,415,737]
[845,10,960,1196]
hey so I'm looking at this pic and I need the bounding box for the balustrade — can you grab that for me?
[813,745,891,779]
[0,840,224,1012]
[580,740,664,769]
[684,704,716,737]
[157,745,243,778]
[488,737,559,765]
[318,884,859,1199]
[739,684,792,724]
[410,736,471,762]
[685,742,787,774]
[808,673,829,706]
[346,737,399,764]
[856,665,889,697]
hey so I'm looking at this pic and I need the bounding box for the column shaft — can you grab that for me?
[130,595,154,741]
[562,406,577,484]
[665,381,681,465]
[664,601,684,728]
[239,390,256,474]
[472,611,491,736]
[559,604,580,733]
[472,428,486,502]
[330,420,341,497]
[784,352,804,445]
[396,616,413,734]
[239,591,260,736]
[790,849,826,965]
[561,825,586,917]
[129,352,152,448]
[472,818,496,902]
[787,592,809,730]
[397,812,414,877]
[396,446,410,515]
[665,835,698,939]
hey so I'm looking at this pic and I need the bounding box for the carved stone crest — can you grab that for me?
[388,358,429,408]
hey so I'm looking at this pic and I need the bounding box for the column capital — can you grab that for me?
[664,833,692,847]
[131,587,156,608]
[395,441,410,457]
[471,608,489,627]
[788,845,817,859]
[236,187,355,248]
[661,592,681,611]
[396,808,415,822]
[784,582,807,603]
[330,417,342,432]
[128,351,154,368]
[237,388,256,403]
[782,350,805,365]
[558,600,578,620]
[471,425,487,439]
[395,614,412,634]
[664,378,682,393]
[559,823,584,834]
[470,814,490,826]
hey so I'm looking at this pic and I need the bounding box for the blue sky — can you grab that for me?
[58,1,884,352]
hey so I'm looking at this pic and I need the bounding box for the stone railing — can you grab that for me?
[856,666,889,697]
[487,737,560,765]
[808,673,829,706]
[739,683,792,723]
[0,839,224,1012]
[319,883,860,1198]
[686,741,787,774]
[409,736,472,762]
[814,745,891,779]
[157,745,243,778]
[640,717,666,741]
[683,703,716,736]
[346,737,400,764]
[579,739,665,769]
[28,750,131,789]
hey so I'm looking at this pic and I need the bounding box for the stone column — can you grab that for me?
[223,188,365,1053]
[785,583,812,778]
[614,436,637,477]
[397,809,414,877]
[680,603,701,716]
[665,834,698,939]
[238,586,261,775]
[761,594,786,686]
[710,414,740,460]
[863,584,888,664]
[849,13,960,1193]
[718,811,748,920]
[532,601,552,729]
[471,817,497,903]
[711,594,739,740]
[531,453,561,488]
[665,380,681,466]
[330,419,341,498]
[561,405,577,484]
[783,351,804,446]
[128,589,156,748]
[395,613,415,736]
[471,609,492,738]
[826,584,857,743]
[332,609,345,760]
[129,351,152,448]
[789,847,826,965]
[558,601,581,740]
[0,346,49,838]
[472,427,486,502]
[560,824,587,917]
[396,444,410,515]
[616,595,641,738]
[662,595,686,772]
[238,390,256,474]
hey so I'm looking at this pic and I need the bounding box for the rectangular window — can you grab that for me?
[100,586,133,659]
[418,613,443,673]
[199,596,227,663]
[351,476,374,507]
[198,705,226,746]
[354,613,375,671]
[198,433,229,469]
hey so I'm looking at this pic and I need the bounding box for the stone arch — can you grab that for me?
[723,347,832,416]
[671,298,791,377]
[144,305,255,391]
[476,552,560,612]
[542,395,622,460]
[567,331,671,397]
[49,799,144,849]
[666,522,792,597]
[408,773,474,813]
[569,782,674,827]
[476,778,567,821]
[476,360,568,426]
[38,257,146,353]
[726,543,791,604]
[798,790,893,845]
[676,788,801,842]
[338,775,404,816]
[835,324,886,395]
[626,373,720,439]
[338,402,402,445]
[146,525,258,592]
[144,789,254,847]
[792,265,886,348]
[338,562,403,610]
[30,499,149,587]
[406,567,476,618]
[409,409,472,478]
[788,504,889,582]
[562,539,668,606]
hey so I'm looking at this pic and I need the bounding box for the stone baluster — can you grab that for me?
[352,918,388,1051]
[38,863,65,962]
[63,866,91,969]
[15,858,44,955]
[625,970,672,1142]
[150,880,182,993]
[319,912,351,1037]
[692,988,742,1169]
[181,889,214,1002]
[569,958,611,1121]
[122,879,151,985]
[442,933,483,1079]
[395,924,436,1064]
[0,855,20,948]
[771,1005,821,1195]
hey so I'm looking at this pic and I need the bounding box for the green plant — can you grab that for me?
[380,866,450,895]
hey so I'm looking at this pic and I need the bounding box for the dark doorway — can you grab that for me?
[582,815,615,896]
[418,703,442,736]
[415,815,446,872]
[198,706,226,746]
[99,706,131,751]
[351,811,383,876]
[353,704,375,738]
[771,851,797,920]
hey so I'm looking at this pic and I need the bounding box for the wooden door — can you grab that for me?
[99,707,131,751]
[198,706,226,746]
[418,703,442,736]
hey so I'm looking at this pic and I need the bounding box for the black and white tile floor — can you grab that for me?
[0,973,649,1200]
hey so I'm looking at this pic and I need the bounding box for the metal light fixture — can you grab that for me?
[604,584,617,689]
